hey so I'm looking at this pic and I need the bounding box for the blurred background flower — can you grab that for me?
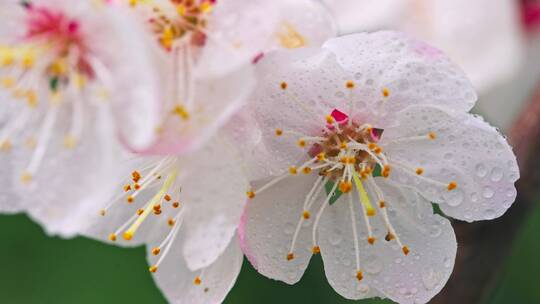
[2,0,540,303]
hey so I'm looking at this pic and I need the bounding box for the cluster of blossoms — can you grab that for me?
[0,1,519,304]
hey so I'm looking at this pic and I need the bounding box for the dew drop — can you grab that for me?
[490,167,503,182]
[443,188,464,207]
[365,255,383,274]
[421,268,441,291]
[475,163,487,177]
[482,186,494,199]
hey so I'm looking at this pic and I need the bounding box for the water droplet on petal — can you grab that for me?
[443,188,464,207]
[490,167,503,182]
[421,268,441,291]
[482,186,495,199]
[365,255,383,274]
[475,164,487,177]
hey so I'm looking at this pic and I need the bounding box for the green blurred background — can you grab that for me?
[0,199,539,304]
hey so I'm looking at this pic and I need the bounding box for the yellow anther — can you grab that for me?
[173,104,190,120]
[316,152,326,161]
[339,156,348,164]
[416,168,424,175]
[382,165,391,178]
[199,1,214,13]
[286,252,295,261]
[172,201,180,208]
[366,208,376,217]
[402,246,410,255]
[167,218,175,227]
[280,81,288,90]
[325,115,334,124]
[312,246,320,254]
[108,233,117,242]
[346,80,355,89]
[447,181,457,191]
[20,172,32,184]
[75,73,87,89]
[127,196,134,203]
[368,143,377,150]
[378,200,386,208]
[49,59,67,76]
[1,51,14,66]
[99,209,106,216]
[137,209,144,216]
[247,190,255,199]
[302,167,312,174]
[123,184,132,192]
[275,128,283,136]
[382,87,390,97]
[302,211,311,219]
[1,77,15,89]
[164,194,171,201]
[63,135,77,149]
[194,276,202,285]
[374,146,382,154]
[289,166,298,175]
[149,265,158,273]
[123,231,133,241]
[21,53,35,69]
[132,171,141,182]
[367,237,376,245]
[339,180,352,193]
[297,139,306,147]
[385,232,395,241]
[26,90,38,108]
[152,247,161,255]
[356,270,364,281]
[277,22,306,49]
[134,183,141,190]
[428,132,437,140]
[347,156,356,164]
[0,139,12,152]
[340,142,348,150]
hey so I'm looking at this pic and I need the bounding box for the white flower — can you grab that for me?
[322,0,525,94]
[79,1,337,303]
[83,133,248,304]
[118,0,337,154]
[0,0,161,235]
[240,32,519,303]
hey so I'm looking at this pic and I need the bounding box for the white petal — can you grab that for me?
[196,0,335,77]
[240,174,319,284]
[252,48,348,176]
[149,233,243,304]
[0,157,21,214]
[99,7,163,151]
[12,105,121,237]
[381,105,519,222]
[146,64,256,155]
[180,134,249,270]
[318,179,456,303]
[322,32,477,121]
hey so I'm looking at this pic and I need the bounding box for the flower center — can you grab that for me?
[0,3,109,183]
[130,0,216,51]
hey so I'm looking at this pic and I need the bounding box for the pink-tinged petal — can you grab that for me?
[522,0,540,30]
[252,48,350,176]
[381,105,519,222]
[148,232,243,304]
[242,174,321,284]
[322,32,477,121]
[318,179,456,303]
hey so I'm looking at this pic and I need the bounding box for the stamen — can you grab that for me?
[123,171,178,241]
[348,193,362,275]
[311,181,339,248]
